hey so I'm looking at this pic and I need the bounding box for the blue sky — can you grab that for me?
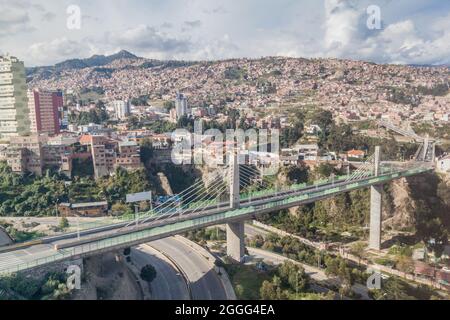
[1,0,450,66]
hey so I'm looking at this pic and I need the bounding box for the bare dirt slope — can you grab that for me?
[73,252,142,300]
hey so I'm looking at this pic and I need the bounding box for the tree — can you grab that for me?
[278,261,309,292]
[249,234,265,248]
[111,203,130,216]
[259,276,288,300]
[58,217,69,230]
[311,110,333,133]
[316,163,335,178]
[140,139,154,164]
[395,256,414,274]
[280,110,305,148]
[350,242,367,264]
[284,165,308,185]
[140,264,157,283]
[415,200,449,258]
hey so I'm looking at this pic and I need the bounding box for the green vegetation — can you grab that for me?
[258,188,369,242]
[77,87,105,103]
[139,139,154,165]
[369,276,445,300]
[280,110,305,147]
[224,66,247,80]
[414,83,449,97]
[224,263,271,300]
[131,94,150,106]
[184,227,226,245]
[413,122,450,142]
[68,101,109,125]
[58,217,69,230]
[162,164,197,194]
[260,261,310,300]
[0,161,156,218]
[71,157,94,178]
[385,86,420,106]
[323,255,361,298]
[145,120,177,134]
[0,272,71,300]
[225,259,333,300]
[0,220,45,243]
[140,264,157,283]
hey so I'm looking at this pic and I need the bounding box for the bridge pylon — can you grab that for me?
[227,151,245,262]
[369,146,382,251]
[229,151,240,209]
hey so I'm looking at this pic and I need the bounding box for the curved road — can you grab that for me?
[132,237,227,300]
[131,244,190,300]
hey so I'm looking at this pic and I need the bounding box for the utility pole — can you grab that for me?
[77,215,80,241]
[135,204,139,227]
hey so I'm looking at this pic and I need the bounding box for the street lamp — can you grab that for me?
[55,198,59,218]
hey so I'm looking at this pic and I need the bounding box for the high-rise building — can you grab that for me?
[28,89,62,135]
[52,90,64,129]
[112,100,131,120]
[0,55,30,141]
[175,93,189,120]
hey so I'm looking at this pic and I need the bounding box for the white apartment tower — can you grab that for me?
[0,55,31,141]
[175,93,188,120]
[112,100,131,120]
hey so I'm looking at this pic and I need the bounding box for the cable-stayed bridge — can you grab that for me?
[0,147,434,275]
[378,120,436,162]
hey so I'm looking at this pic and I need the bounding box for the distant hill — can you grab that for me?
[409,63,450,69]
[25,50,201,82]
[26,50,141,77]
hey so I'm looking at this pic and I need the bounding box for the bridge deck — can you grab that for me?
[0,166,432,275]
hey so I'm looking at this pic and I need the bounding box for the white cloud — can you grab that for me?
[323,0,360,53]
[0,0,34,37]
[360,16,450,65]
[191,34,239,60]
[184,20,202,28]
[28,37,91,65]
[106,24,193,54]
[4,0,450,66]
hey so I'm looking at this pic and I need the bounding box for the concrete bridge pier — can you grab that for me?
[369,146,382,251]
[226,151,245,262]
[227,221,245,262]
[369,184,383,250]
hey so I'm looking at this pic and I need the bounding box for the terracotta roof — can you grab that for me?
[347,149,365,156]
[79,134,93,145]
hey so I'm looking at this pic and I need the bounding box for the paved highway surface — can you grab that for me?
[149,237,227,300]
[0,227,12,246]
[131,243,190,300]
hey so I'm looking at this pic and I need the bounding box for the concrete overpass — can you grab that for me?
[0,148,433,274]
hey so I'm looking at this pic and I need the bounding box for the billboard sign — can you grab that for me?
[126,191,152,203]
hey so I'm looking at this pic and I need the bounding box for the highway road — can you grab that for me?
[244,224,269,238]
[0,227,12,246]
[131,243,190,300]
[149,237,228,300]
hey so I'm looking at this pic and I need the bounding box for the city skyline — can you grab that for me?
[1,0,450,67]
